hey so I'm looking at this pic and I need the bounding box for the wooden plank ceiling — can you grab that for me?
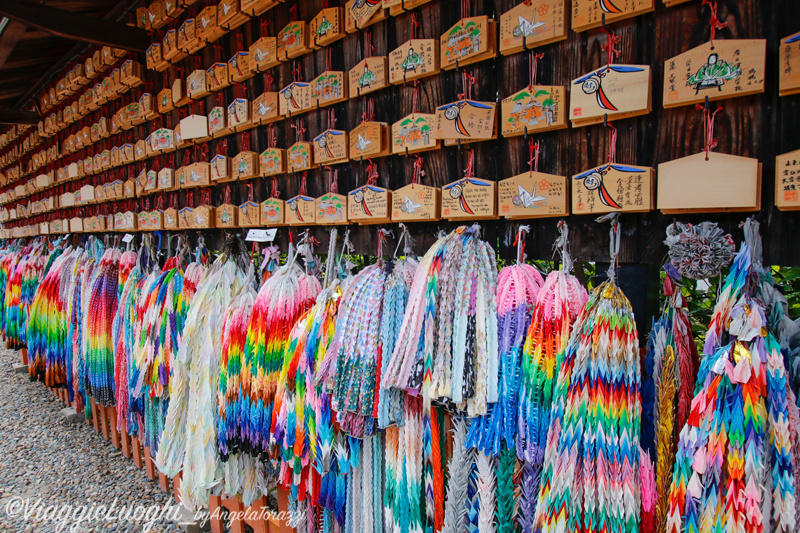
[0,0,120,110]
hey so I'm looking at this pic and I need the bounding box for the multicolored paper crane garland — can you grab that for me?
[85,247,121,406]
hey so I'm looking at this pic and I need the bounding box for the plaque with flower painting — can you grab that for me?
[250,37,280,71]
[207,62,230,92]
[287,142,314,172]
[392,113,439,155]
[780,32,800,97]
[150,210,164,231]
[252,92,280,124]
[389,40,439,84]
[163,207,179,230]
[434,100,496,141]
[232,151,259,180]
[348,184,391,224]
[572,163,654,214]
[138,211,151,231]
[349,57,389,98]
[498,171,568,219]
[211,155,232,182]
[151,128,175,152]
[229,52,253,83]
[440,16,496,70]
[261,198,285,226]
[311,8,344,48]
[208,106,228,137]
[345,0,387,32]
[238,201,261,227]
[279,82,312,116]
[313,130,349,165]
[663,40,766,108]
[311,71,347,107]
[286,195,316,225]
[218,0,249,30]
[228,98,252,131]
[572,0,653,32]
[441,178,497,220]
[260,148,286,176]
[316,193,349,225]
[501,85,566,137]
[499,1,567,55]
[570,64,651,126]
[278,21,310,59]
[350,121,391,160]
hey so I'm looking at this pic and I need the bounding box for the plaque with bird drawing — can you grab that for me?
[348,185,391,224]
[663,40,765,108]
[249,37,280,72]
[502,85,566,136]
[570,64,651,126]
[441,177,497,220]
[350,121,391,160]
[434,100,496,140]
[499,171,567,218]
[572,163,653,214]
[252,91,279,125]
[392,183,440,222]
[499,0,567,55]
[572,0,654,32]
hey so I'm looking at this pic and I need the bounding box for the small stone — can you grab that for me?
[12,364,27,374]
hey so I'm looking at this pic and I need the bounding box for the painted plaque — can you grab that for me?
[499,1,568,55]
[392,183,440,221]
[779,32,800,97]
[392,113,439,155]
[348,57,389,98]
[441,178,497,219]
[572,163,654,214]
[570,65,651,126]
[434,100,496,140]
[389,39,439,84]
[501,85,567,136]
[499,171,568,218]
[572,0,654,33]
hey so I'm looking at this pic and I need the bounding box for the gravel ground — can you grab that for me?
[0,346,185,533]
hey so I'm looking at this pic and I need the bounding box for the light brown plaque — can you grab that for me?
[385,0,432,16]
[187,69,210,99]
[501,85,567,137]
[499,1,568,55]
[570,64,651,126]
[657,151,760,213]
[241,0,279,17]
[663,40,766,108]
[150,210,164,231]
[349,57,389,98]
[279,82,312,116]
[286,195,316,225]
[238,201,261,227]
[163,207,179,230]
[218,0,249,30]
[287,142,314,172]
[252,91,280,124]
[310,8,344,48]
[310,71,348,107]
[440,16,496,70]
[572,163,654,214]
[350,121,391,160]
[233,151,259,180]
[278,21,310,59]
[207,62,231,92]
[227,98,252,130]
[345,0,387,32]
[779,33,800,97]
[434,100,496,140]
[260,148,286,176]
[158,168,175,190]
[313,130,349,165]
[137,211,151,231]
[441,178,497,220]
[316,193,349,225]
[499,171,568,218]
[229,52,253,83]
[261,198,286,226]
[776,148,800,210]
[392,113,439,155]
[158,89,174,114]
[211,155,231,182]
[348,185,391,224]
[572,0,654,32]
[187,162,212,188]
[389,40,439,84]
[208,106,228,137]
[249,37,280,71]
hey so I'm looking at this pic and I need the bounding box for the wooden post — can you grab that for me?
[144,446,156,480]
[90,398,100,432]
[106,407,120,449]
[19,347,27,365]
[272,487,294,533]
[131,438,143,469]
[120,427,131,458]
[209,495,225,533]
[245,496,269,533]
[222,498,247,533]
[172,472,182,503]
[98,403,110,441]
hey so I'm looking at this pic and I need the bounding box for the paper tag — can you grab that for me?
[122,233,134,243]
[246,228,277,242]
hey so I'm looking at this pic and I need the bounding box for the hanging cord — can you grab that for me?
[701,0,727,49]
[601,23,621,68]
[464,148,475,177]
[695,101,722,160]
[413,155,425,184]
[292,118,306,142]
[740,217,762,270]
[378,228,392,261]
[553,220,574,273]
[337,228,355,275]
[411,12,419,40]
[529,51,544,89]
[596,212,621,282]
[326,167,338,193]
[528,139,540,175]
[514,224,530,264]
[322,227,339,289]
[459,71,476,101]
[393,222,414,257]
[607,121,617,164]
[362,97,375,123]
[411,80,421,114]
[461,0,470,19]
[364,30,374,59]
[328,108,337,130]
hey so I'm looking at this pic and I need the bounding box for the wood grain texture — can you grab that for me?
[104,0,800,266]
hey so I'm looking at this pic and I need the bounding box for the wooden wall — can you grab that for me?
[140,0,800,266]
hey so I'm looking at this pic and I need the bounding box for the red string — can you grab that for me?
[289,4,298,22]
[224,185,231,204]
[601,26,621,68]
[607,122,617,164]
[529,51,544,89]
[513,229,526,263]
[328,109,337,130]
[214,44,222,63]
[411,13,419,40]
[326,48,332,71]
[300,171,308,195]
[247,182,254,201]
[464,149,475,177]
[459,72,476,100]
[366,160,379,185]
[702,0,727,49]
[240,131,251,152]
[361,97,375,123]
[696,102,723,160]
[292,118,306,142]
[413,155,425,184]
[461,0,470,19]
[264,71,274,90]
[412,81,421,114]
[326,167,338,193]
[268,124,277,147]
[260,19,269,38]
[218,138,228,156]
[270,177,279,198]
[528,139,540,175]
[293,60,303,82]
[364,30,374,59]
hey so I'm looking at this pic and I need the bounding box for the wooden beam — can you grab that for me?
[0,20,27,69]
[0,1,150,52]
[0,108,39,125]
